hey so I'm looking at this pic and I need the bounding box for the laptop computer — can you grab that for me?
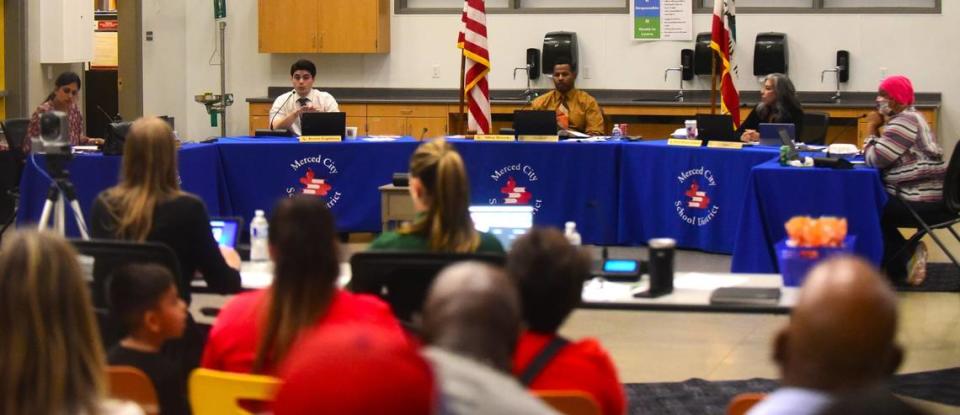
[300,112,346,137]
[469,205,534,250]
[758,123,797,147]
[695,114,738,143]
[210,217,242,248]
[513,110,557,136]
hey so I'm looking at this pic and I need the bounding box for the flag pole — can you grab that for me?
[458,53,467,135]
[710,50,718,115]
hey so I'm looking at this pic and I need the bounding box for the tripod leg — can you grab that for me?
[38,185,60,231]
[68,199,90,240]
[56,197,65,236]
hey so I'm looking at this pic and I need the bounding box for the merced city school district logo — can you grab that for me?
[286,154,343,208]
[675,166,719,227]
[489,163,543,212]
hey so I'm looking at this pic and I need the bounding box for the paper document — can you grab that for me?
[559,129,590,138]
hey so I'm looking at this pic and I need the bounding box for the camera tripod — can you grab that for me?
[37,153,89,239]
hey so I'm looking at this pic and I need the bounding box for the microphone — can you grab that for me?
[96,105,121,123]
[419,127,428,141]
[268,89,297,130]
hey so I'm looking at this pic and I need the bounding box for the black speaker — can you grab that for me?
[754,32,788,76]
[693,32,717,76]
[526,48,541,80]
[681,49,694,81]
[837,50,850,83]
[542,31,579,74]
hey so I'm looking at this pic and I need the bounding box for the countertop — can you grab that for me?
[246,87,941,109]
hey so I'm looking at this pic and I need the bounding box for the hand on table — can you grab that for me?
[86,138,105,146]
[740,129,760,143]
[219,246,242,271]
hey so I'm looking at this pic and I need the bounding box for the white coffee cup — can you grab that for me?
[345,126,358,139]
[684,120,698,139]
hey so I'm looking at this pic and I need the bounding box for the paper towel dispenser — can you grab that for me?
[693,32,716,76]
[542,31,579,74]
[754,32,788,76]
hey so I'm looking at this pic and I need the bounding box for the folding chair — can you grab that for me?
[189,368,280,415]
[106,366,159,415]
[534,390,602,415]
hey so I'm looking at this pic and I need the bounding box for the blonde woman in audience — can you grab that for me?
[368,138,504,253]
[0,230,143,415]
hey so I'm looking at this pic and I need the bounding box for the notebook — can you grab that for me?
[210,217,242,248]
[469,206,534,250]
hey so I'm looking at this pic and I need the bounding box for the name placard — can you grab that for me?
[299,135,342,142]
[474,134,516,142]
[518,135,559,142]
[707,141,744,150]
[667,138,702,147]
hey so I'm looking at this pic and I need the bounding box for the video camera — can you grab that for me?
[34,111,73,180]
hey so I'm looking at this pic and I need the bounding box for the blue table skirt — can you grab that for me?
[618,141,779,253]
[730,158,888,273]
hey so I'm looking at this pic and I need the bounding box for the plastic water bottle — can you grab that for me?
[250,210,269,262]
[564,221,582,246]
[611,124,622,141]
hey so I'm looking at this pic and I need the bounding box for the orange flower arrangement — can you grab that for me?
[784,216,848,248]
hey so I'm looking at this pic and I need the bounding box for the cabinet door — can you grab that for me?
[317,0,382,53]
[367,117,407,136]
[346,117,367,136]
[259,0,319,53]
[407,118,448,140]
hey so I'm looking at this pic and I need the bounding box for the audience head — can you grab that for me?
[405,139,479,253]
[254,195,341,372]
[422,261,521,372]
[757,73,802,117]
[46,71,82,106]
[0,231,107,415]
[877,75,915,115]
[108,263,187,341]
[290,59,317,96]
[773,255,901,393]
[551,57,577,93]
[274,325,435,415]
[507,227,592,333]
[108,116,181,241]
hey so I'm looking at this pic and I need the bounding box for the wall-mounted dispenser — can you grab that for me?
[526,48,541,80]
[836,50,850,83]
[754,32,788,76]
[542,31,579,74]
[681,49,694,81]
[693,32,715,76]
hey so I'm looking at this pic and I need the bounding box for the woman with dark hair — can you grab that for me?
[202,196,404,374]
[738,73,805,143]
[369,139,504,253]
[26,71,103,150]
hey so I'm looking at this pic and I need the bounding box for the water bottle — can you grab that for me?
[250,209,269,262]
[564,221,582,246]
[611,124,622,141]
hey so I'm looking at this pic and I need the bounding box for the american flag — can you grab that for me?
[457,0,491,134]
[709,0,741,129]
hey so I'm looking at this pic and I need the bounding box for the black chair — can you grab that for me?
[0,118,30,239]
[348,251,506,324]
[886,142,960,272]
[799,111,829,145]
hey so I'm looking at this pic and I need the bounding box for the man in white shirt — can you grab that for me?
[747,256,902,415]
[269,59,339,136]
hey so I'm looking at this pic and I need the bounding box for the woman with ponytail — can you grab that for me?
[25,71,103,150]
[369,139,504,253]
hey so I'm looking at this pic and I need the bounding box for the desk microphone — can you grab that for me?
[95,105,121,123]
[419,127,428,141]
[268,89,297,130]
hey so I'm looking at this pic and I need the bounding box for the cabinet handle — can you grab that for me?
[312,33,317,49]
[400,109,413,115]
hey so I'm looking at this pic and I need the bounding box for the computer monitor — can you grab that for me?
[469,205,534,250]
[695,114,738,143]
[513,110,557,136]
[300,112,346,137]
[209,217,242,248]
[758,123,796,147]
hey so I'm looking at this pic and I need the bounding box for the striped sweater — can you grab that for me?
[864,109,946,202]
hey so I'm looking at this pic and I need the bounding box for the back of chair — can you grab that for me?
[726,392,766,415]
[941,140,960,214]
[348,251,506,323]
[2,118,30,154]
[107,366,159,415]
[71,239,183,309]
[535,390,602,415]
[799,111,829,145]
[189,368,280,415]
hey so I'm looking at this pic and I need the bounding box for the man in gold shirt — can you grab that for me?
[530,59,605,136]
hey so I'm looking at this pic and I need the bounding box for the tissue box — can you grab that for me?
[775,236,856,287]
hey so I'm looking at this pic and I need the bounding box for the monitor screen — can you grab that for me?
[469,205,534,250]
[210,218,240,248]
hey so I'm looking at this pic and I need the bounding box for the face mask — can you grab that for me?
[877,99,891,115]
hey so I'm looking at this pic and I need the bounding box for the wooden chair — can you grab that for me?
[106,366,159,415]
[726,392,767,415]
[535,390,602,415]
[188,368,281,415]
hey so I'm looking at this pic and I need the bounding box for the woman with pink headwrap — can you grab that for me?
[864,75,946,285]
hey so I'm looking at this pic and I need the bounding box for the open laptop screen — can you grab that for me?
[469,205,534,250]
[210,217,241,248]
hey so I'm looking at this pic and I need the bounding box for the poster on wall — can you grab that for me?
[634,0,693,41]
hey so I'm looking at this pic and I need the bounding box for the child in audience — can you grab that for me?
[108,263,191,415]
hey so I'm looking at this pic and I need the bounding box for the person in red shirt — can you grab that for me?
[201,196,405,374]
[507,228,626,415]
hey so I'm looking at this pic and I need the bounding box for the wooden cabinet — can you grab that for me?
[367,105,447,138]
[249,101,369,136]
[258,0,389,54]
[249,102,272,135]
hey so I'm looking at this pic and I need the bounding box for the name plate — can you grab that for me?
[667,138,702,147]
[299,135,342,142]
[707,141,744,150]
[518,135,559,142]
[474,134,515,142]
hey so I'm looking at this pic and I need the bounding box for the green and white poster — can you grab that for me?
[634,0,692,41]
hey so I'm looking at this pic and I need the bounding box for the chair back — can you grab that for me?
[348,251,506,323]
[2,118,30,154]
[106,366,159,415]
[726,392,766,415]
[71,239,183,309]
[535,390,602,415]
[941,140,960,213]
[799,111,829,145]
[189,368,280,415]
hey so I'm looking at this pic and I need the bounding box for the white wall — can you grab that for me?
[142,1,959,154]
[25,0,84,116]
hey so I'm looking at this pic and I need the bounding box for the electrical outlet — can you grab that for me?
[583,66,592,79]
[432,65,440,79]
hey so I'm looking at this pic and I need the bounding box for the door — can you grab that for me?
[317,0,378,53]
[259,0,319,53]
